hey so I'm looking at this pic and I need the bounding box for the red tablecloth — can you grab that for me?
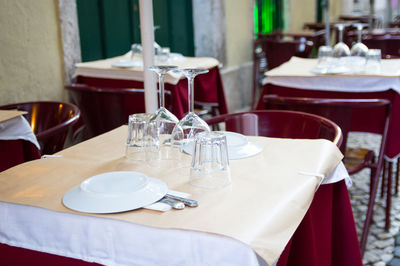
[256,84,400,159]
[0,179,362,265]
[76,66,228,120]
[0,140,41,172]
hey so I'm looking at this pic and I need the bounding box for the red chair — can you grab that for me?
[205,110,342,147]
[262,95,392,256]
[363,36,400,58]
[0,101,80,155]
[252,38,314,109]
[65,83,173,139]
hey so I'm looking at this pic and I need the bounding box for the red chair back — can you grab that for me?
[65,83,172,139]
[363,36,400,58]
[0,101,80,154]
[263,95,390,154]
[205,110,343,148]
[254,38,314,70]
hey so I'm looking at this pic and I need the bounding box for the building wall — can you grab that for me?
[287,0,343,31]
[221,0,253,112]
[0,0,65,106]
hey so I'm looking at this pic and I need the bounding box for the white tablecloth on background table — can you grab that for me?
[263,57,400,93]
[0,110,39,149]
[75,52,220,85]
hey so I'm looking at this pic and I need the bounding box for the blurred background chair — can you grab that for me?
[262,95,391,255]
[363,36,400,58]
[65,83,173,140]
[252,38,314,109]
[0,101,80,155]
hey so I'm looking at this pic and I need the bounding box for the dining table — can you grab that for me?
[0,110,41,172]
[73,52,229,119]
[0,124,362,265]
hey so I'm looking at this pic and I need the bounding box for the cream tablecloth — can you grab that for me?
[0,126,343,265]
[263,57,400,93]
[75,52,220,85]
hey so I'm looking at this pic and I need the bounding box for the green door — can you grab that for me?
[254,0,284,35]
[77,0,194,62]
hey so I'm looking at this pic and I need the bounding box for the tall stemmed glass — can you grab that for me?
[171,68,211,167]
[350,23,368,57]
[333,24,350,58]
[147,65,179,167]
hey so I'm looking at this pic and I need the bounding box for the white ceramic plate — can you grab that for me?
[112,60,143,68]
[184,131,263,160]
[219,131,263,160]
[62,171,167,214]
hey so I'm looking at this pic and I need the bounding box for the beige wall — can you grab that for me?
[224,0,253,68]
[286,0,343,31]
[0,0,65,106]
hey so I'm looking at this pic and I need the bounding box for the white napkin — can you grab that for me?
[144,190,191,212]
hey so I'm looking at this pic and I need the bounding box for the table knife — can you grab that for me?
[165,194,198,207]
[159,197,185,210]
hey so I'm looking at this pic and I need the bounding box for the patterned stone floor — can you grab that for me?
[347,133,400,265]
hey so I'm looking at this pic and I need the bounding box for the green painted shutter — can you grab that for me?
[254,0,284,34]
[77,0,194,62]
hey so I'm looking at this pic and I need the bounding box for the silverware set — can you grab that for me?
[158,194,198,210]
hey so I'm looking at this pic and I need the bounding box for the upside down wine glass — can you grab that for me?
[146,65,179,167]
[171,68,211,167]
[333,24,350,58]
[350,23,368,57]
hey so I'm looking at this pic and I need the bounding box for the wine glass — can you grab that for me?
[171,68,211,167]
[350,23,369,73]
[350,23,368,57]
[146,65,179,167]
[333,24,350,58]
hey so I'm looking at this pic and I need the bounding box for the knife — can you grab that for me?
[165,194,198,207]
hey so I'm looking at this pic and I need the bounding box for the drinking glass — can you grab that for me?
[350,23,368,57]
[146,66,179,167]
[365,49,382,74]
[130,43,142,61]
[190,132,231,189]
[171,68,211,167]
[333,24,350,58]
[126,113,153,161]
[314,45,333,73]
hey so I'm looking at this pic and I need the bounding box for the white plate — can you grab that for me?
[219,131,263,160]
[183,131,263,160]
[112,60,143,68]
[62,171,167,214]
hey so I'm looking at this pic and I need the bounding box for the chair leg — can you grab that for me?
[385,162,393,230]
[381,161,386,198]
[396,157,400,195]
[360,168,381,256]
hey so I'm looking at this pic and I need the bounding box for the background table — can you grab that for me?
[74,54,229,119]
[0,126,361,265]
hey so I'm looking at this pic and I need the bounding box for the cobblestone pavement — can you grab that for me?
[347,133,400,266]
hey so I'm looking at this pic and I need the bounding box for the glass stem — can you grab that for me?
[158,74,165,108]
[358,28,362,43]
[188,76,194,113]
[339,29,343,43]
